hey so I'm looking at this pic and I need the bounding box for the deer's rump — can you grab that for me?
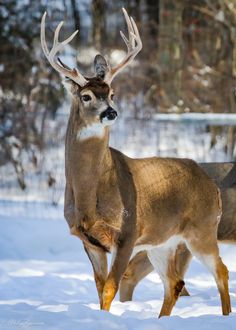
[200,162,236,242]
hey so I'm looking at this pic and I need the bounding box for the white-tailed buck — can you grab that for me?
[120,162,236,302]
[41,9,231,317]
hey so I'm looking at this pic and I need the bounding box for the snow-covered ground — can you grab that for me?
[0,200,236,329]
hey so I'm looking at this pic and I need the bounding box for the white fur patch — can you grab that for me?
[77,123,105,141]
[217,213,222,223]
[131,244,154,259]
[131,235,183,259]
[110,247,117,270]
[101,117,117,126]
[147,249,170,281]
[86,249,104,275]
[147,236,183,281]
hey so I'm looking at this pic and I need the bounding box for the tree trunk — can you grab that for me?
[146,0,159,38]
[158,0,184,107]
[91,0,106,51]
[70,0,80,46]
[230,27,236,113]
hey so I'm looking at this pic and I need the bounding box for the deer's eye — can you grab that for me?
[81,94,92,102]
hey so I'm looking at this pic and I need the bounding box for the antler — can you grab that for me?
[40,12,88,87]
[105,8,142,84]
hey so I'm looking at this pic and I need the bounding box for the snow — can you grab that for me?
[0,200,236,329]
[153,112,236,125]
[109,115,231,162]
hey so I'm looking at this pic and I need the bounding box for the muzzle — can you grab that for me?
[100,106,118,123]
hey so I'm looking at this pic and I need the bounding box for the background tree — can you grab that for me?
[91,0,106,51]
[0,0,64,188]
[158,0,184,107]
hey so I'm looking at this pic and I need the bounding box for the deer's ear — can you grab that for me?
[94,54,110,80]
[62,78,79,96]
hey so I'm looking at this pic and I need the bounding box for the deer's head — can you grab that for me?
[40,8,142,128]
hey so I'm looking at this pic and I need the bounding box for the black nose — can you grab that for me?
[100,107,118,121]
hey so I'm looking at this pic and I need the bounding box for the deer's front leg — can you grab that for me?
[102,237,134,311]
[84,245,108,308]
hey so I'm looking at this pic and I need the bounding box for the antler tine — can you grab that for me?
[40,12,88,87]
[53,21,64,48]
[105,8,142,84]
[41,12,49,56]
[130,17,142,48]
[122,8,136,50]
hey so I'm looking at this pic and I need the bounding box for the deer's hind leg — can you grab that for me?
[175,243,192,296]
[120,244,192,302]
[185,230,231,315]
[147,240,185,318]
[120,251,154,302]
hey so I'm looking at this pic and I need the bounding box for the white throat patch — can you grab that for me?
[77,123,105,141]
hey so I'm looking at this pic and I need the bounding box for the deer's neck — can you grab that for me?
[65,103,112,218]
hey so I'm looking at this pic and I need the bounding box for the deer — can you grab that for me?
[40,9,231,317]
[120,162,236,302]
